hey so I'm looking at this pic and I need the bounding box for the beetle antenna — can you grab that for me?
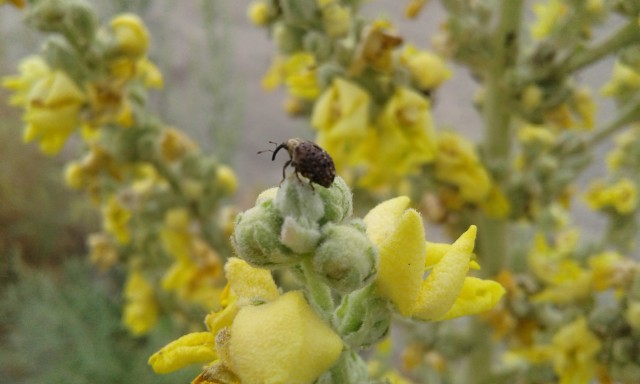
[257,141,280,155]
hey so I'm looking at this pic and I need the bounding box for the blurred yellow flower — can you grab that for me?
[318,0,351,38]
[434,131,491,203]
[363,196,504,321]
[123,269,159,336]
[3,56,86,154]
[531,0,568,39]
[400,44,452,90]
[585,178,638,214]
[87,233,119,271]
[110,13,149,58]
[587,251,623,291]
[601,60,640,97]
[311,77,370,168]
[359,87,437,188]
[247,1,271,26]
[550,317,601,384]
[262,53,320,100]
[102,195,131,245]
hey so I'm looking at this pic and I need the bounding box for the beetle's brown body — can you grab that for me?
[265,138,336,189]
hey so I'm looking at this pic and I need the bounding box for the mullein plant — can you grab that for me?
[2,0,238,335]
[246,0,640,383]
[148,175,505,383]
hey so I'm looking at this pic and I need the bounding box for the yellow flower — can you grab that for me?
[550,317,601,384]
[229,291,343,384]
[149,332,217,374]
[517,124,555,145]
[317,0,351,38]
[123,268,158,335]
[572,87,596,130]
[102,195,131,245]
[359,88,437,189]
[151,258,342,384]
[311,77,370,169]
[247,1,271,26]
[400,45,452,90]
[3,56,86,154]
[110,14,149,58]
[262,53,320,101]
[405,0,428,19]
[587,251,623,291]
[434,131,491,203]
[585,178,638,214]
[160,127,197,162]
[601,60,640,97]
[531,0,568,39]
[363,196,504,320]
[349,22,402,75]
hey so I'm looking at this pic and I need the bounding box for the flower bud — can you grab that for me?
[336,284,391,348]
[273,22,303,54]
[247,1,273,26]
[317,175,353,223]
[280,0,316,25]
[281,216,322,254]
[304,31,333,62]
[275,176,325,225]
[313,223,377,293]
[215,165,238,196]
[110,13,149,58]
[232,199,298,267]
[41,36,85,82]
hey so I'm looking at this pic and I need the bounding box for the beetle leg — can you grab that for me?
[280,159,292,184]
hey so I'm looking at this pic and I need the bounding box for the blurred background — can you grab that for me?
[0,1,620,383]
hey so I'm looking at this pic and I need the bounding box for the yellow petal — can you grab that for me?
[412,225,476,320]
[436,277,505,320]
[230,291,343,384]
[375,209,426,316]
[225,257,279,303]
[363,196,410,246]
[148,332,217,374]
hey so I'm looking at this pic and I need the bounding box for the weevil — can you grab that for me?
[258,138,336,189]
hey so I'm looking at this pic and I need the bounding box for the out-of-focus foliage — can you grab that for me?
[0,256,199,384]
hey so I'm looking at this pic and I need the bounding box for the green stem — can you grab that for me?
[587,95,640,148]
[560,20,640,76]
[479,0,522,275]
[301,258,335,322]
[473,1,523,383]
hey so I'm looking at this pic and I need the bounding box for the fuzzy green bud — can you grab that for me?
[312,223,376,293]
[279,0,316,25]
[232,199,298,267]
[41,36,86,82]
[273,22,303,54]
[316,63,345,89]
[275,176,325,224]
[280,216,322,254]
[303,31,333,62]
[336,284,391,348]
[316,351,368,384]
[25,0,97,46]
[317,174,353,224]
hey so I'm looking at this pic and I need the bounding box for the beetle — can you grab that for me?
[258,138,336,189]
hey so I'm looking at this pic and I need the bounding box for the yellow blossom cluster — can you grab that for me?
[584,178,638,215]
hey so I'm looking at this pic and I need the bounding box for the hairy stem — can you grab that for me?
[473,1,523,383]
